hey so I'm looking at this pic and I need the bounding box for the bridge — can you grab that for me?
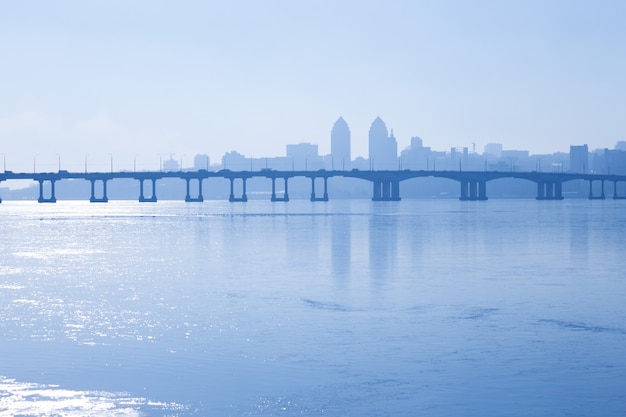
[1,169,625,203]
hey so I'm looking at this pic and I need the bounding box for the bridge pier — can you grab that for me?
[138,178,158,202]
[229,178,248,202]
[588,179,606,200]
[372,180,401,201]
[185,178,204,202]
[536,181,564,200]
[459,180,488,201]
[271,177,289,202]
[310,177,329,202]
[88,179,109,202]
[613,180,626,199]
[37,179,57,203]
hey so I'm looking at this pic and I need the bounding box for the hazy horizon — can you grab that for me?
[2,1,625,172]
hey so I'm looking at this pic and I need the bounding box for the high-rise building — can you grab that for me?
[570,144,589,173]
[330,117,351,170]
[368,116,397,170]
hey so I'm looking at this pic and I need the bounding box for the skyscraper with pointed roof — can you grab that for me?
[331,117,351,170]
[368,116,398,170]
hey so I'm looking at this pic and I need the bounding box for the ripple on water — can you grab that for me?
[539,319,626,335]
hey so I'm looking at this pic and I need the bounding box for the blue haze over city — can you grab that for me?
[1,1,626,417]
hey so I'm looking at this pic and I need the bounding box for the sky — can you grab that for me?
[1,0,625,172]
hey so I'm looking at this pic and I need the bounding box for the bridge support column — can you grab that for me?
[37,179,57,203]
[138,178,158,202]
[391,180,400,201]
[536,182,545,199]
[536,181,564,200]
[185,178,204,202]
[382,181,390,200]
[554,182,563,199]
[271,177,289,201]
[460,181,468,200]
[89,179,109,202]
[310,177,329,201]
[478,181,488,200]
[372,180,401,201]
[588,179,606,200]
[459,180,487,201]
[229,178,248,202]
[372,181,382,200]
[470,181,478,199]
[613,180,626,199]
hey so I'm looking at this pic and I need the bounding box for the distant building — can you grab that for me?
[410,136,423,148]
[615,141,626,151]
[501,150,531,172]
[450,147,469,170]
[222,151,248,170]
[569,144,589,173]
[368,117,397,170]
[193,154,210,171]
[592,148,626,175]
[484,143,503,158]
[400,136,432,170]
[286,142,322,170]
[606,149,626,174]
[162,156,179,171]
[330,117,351,170]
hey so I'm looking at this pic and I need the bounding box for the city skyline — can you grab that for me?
[2,113,625,173]
[2,119,626,175]
[1,1,625,171]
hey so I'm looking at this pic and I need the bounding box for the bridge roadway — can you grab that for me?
[1,169,625,203]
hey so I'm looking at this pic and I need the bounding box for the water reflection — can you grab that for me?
[569,204,589,262]
[368,211,398,282]
[331,215,351,283]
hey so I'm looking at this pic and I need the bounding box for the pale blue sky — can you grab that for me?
[1,0,625,171]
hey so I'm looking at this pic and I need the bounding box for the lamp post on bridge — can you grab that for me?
[85,154,89,173]
[33,154,38,173]
[0,154,5,173]
[108,153,113,172]
[57,154,61,172]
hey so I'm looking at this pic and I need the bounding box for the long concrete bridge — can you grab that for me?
[1,169,625,203]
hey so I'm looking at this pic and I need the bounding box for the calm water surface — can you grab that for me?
[0,199,625,416]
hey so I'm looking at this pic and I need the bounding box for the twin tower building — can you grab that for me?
[330,116,398,170]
